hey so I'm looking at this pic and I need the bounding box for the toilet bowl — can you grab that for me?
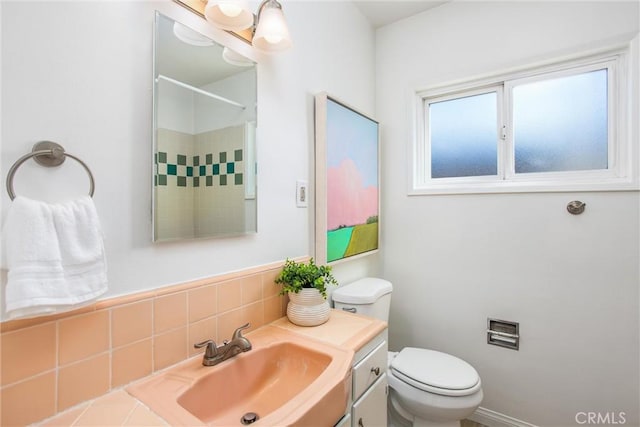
[387,350,483,427]
[332,278,483,427]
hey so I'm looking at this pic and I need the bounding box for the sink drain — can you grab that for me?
[241,412,259,425]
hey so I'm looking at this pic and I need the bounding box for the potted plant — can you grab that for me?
[275,258,338,326]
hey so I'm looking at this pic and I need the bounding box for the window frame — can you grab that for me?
[504,60,616,182]
[410,47,637,195]
[424,85,504,184]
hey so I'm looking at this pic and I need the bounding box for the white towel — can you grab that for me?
[2,196,108,319]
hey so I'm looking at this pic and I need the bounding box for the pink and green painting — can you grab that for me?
[326,98,379,262]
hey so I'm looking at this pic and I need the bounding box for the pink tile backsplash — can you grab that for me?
[0,260,291,426]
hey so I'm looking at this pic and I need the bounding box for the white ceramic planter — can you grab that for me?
[287,288,331,327]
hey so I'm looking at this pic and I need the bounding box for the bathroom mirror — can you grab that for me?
[153,12,257,241]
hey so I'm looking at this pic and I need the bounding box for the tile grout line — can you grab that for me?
[150,297,156,374]
[120,401,140,426]
[108,308,113,392]
[185,288,191,361]
[54,320,59,416]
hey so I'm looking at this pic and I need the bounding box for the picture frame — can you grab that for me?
[315,93,380,265]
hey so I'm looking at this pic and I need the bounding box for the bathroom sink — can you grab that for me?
[127,325,353,426]
[179,341,331,424]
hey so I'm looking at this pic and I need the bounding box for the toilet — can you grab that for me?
[332,278,483,427]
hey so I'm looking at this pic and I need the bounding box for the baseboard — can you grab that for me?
[468,407,538,427]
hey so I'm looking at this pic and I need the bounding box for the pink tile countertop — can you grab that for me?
[37,389,168,427]
[34,310,387,427]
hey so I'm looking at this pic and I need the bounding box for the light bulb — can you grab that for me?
[205,0,253,31]
[253,2,292,52]
[218,3,242,17]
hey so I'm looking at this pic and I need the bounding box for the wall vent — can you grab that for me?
[487,318,519,350]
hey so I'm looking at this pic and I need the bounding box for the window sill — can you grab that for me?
[409,178,640,196]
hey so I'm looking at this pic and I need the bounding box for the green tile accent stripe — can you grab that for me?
[155,150,244,187]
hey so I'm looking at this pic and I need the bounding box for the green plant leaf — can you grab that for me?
[274,258,338,299]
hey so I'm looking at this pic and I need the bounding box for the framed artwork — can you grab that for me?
[315,93,380,265]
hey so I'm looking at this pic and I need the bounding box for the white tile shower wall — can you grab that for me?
[195,125,246,236]
[155,126,246,239]
[156,128,195,240]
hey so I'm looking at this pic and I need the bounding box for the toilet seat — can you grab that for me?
[390,348,481,397]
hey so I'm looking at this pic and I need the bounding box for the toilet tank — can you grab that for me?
[332,277,393,322]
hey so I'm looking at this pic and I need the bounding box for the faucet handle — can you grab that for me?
[194,339,218,358]
[232,323,251,340]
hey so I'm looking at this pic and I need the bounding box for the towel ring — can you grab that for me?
[6,141,95,200]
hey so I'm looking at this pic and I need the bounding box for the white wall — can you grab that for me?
[0,0,378,315]
[377,2,639,426]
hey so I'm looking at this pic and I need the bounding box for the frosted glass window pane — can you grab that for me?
[513,69,608,173]
[430,92,498,178]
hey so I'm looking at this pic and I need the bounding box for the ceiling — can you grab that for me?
[353,1,449,28]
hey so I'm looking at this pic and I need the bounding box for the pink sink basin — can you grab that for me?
[179,341,331,424]
[127,325,353,426]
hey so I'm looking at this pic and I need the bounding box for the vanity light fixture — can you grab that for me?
[252,0,292,52]
[204,0,254,31]
[172,21,215,46]
[204,0,292,52]
[222,46,255,66]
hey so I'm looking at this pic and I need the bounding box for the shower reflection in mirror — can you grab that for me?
[153,12,257,241]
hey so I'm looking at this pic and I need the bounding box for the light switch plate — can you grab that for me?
[296,180,308,208]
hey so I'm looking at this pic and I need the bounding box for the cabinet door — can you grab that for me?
[352,374,387,427]
[335,413,351,427]
[353,341,387,400]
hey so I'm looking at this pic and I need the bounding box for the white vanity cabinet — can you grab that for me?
[352,372,387,427]
[270,311,388,427]
[338,329,388,427]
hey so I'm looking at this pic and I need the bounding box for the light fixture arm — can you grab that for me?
[255,0,282,24]
[252,0,284,37]
[252,0,292,51]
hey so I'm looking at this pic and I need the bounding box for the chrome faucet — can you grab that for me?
[194,323,252,366]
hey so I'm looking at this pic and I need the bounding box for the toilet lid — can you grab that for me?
[390,348,481,397]
[332,277,392,304]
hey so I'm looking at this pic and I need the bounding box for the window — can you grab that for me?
[509,67,608,175]
[430,89,499,178]
[412,49,636,194]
